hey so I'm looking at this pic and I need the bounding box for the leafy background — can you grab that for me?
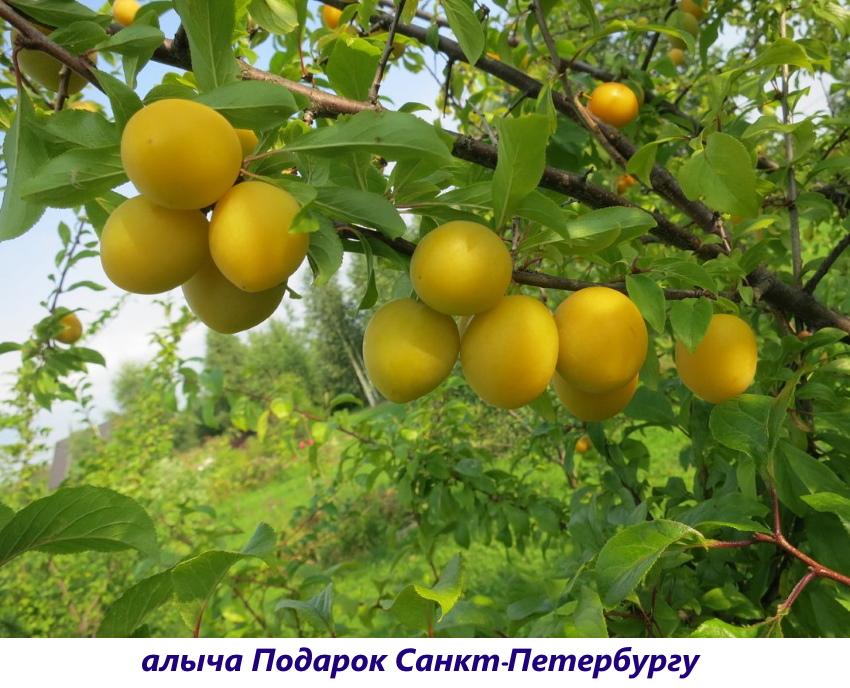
[0,0,850,639]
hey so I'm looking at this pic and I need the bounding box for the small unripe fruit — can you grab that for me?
[461,295,559,409]
[391,42,406,59]
[410,221,512,315]
[668,48,686,66]
[362,298,460,403]
[235,128,259,157]
[14,33,89,94]
[616,174,637,195]
[100,196,209,294]
[675,313,758,404]
[553,373,638,422]
[113,0,140,26]
[56,313,83,345]
[321,5,343,28]
[588,82,640,128]
[575,435,591,453]
[209,181,307,293]
[680,0,706,19]
[183,258,286,334]
[555,287,648,394]
[679,10,700,35]
[120,99,242,210]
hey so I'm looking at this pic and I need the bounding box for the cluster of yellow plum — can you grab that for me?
[100,98,308,333]
[668,0,708,66]
[362,221,758,420]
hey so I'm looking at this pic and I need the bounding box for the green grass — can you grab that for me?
[191,420,693,635]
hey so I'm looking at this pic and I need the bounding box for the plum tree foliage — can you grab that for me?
[0,0,850,638]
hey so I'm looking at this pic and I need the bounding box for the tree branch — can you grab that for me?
[0,0,101,90]
[336,223,719,299]
[321,0,721,236]
[6,4,850,336]
[368,0,406,104]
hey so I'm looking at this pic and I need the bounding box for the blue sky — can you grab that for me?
[0,0,447,452]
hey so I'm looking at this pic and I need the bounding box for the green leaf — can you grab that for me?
[94,69,144,129]
[308,219,345,286]
[577,0,600,32]
[568,585,608,638]
[7,0,103,26]
[680,493,770,533]
[0,486,158,567]
[195,81,298,129]
[691,618,760,638]
[625,136,682,185]
[657,259,716,291]
[0,503,13,531]
[625,387,676,425]
[748,38,813,72]
[49,21,107,52]
[356,231,379,310]
[669,298,713,352]
[283,111,452,162]
[74,346,107,366]
[492,114,551,229]
[97,570,174,637]
[566,206,657,239]
[41,110,119,149]
[596,520,702,607]
[0,89,47,241]
[442,0,485,65]
[21,146,127,207]
[314,186,405,238]
[678,133,760,217]
[326,38,382,101]
[626,274,666,333]
[97,23,164,56]
[249,0,299,34]
[171,522,274,633]
[708,394,773,456]
[779,442,850,498]
[801,493,850,522]
[625,142,658,185]
[276,583,335,634]
[240,521,276,560]
[173,0,239,92]
[390,554,465,629]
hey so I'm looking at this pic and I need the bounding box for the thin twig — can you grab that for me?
[776,570,817,615]
[49,221,84,313]
[441,58,454,116]
[53,65,71,111]
[779,9,802,285]
[531,0,629,168]
[640,0,678,71]
[368,0,406,104]
[803,232,850,293]
[820,125,850,161]
[231,584,268,629]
